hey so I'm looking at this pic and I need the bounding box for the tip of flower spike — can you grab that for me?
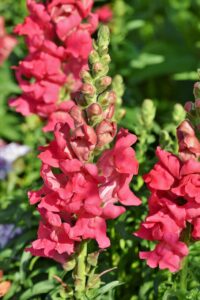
[97,25,110,55]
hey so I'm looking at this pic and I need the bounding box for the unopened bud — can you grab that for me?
[172,104,186,124]
[193,82,200,99]
[74,92,87,106]
[103,104,115,119]
[107,90,117,104]
[93,62,103,73]
[141,99,156,128]
[101,54,111,65]
[93,62,109,77]
[96,120,117,148]
[177,120,200,161]
[89,50,99,64]
[98,91,109,106]
[96,76,112,93]
[82,83,96,97]
[87,103,102,117]
[80,70,93,84]
[97,25,110,55]
[87,251,100,267]
[195,99,200,108]
[63,258,76,272]
[70,106,85,126]
[184,101,193,112]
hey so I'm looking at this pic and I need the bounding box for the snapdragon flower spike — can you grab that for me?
[27,126,140,261]
[73,25,125,150]
[135,146,200,272]
[9,0,99,122]
[27,25,140,263]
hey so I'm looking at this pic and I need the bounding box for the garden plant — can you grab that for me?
[1,1,200,300]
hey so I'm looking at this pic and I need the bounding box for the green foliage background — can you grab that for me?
[0,0,200,299]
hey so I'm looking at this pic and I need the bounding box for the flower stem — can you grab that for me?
[180,256,188,295]
[179,223,191,298]
[74,241,88,299]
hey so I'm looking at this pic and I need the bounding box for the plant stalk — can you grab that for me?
[74,241,88,299]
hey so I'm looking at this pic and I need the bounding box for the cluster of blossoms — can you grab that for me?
[27,26,140,263]
[135,145,200,272]
[0,16,17,66]
[135,81,200,273]
[9,0,112,131]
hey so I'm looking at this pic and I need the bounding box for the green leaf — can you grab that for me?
[20,280,55,300]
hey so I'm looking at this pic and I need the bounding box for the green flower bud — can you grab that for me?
[97,25,110,56]
[141,99,156,128]
[95,76,112,93]
[82,83,96,97]
[159,130,171,148]
[80,70,93,84]
[98,91,110,106]
[89,50,100,65]
[172,104,186,125]
[63,257,76,272]
[101,54,111,65]
[87,251,100,267]
[92,62,109,78]
[87,274,101,289]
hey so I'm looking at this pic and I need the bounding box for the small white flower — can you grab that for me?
[0,142,30,179]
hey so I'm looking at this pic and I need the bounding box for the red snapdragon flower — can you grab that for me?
[135,147,200,272]
[27,126,140,261]
[10,0,98,122]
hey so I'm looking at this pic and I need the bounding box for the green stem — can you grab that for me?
[180,256,188,295]
[179,223,191,298]
[74,241,88,299]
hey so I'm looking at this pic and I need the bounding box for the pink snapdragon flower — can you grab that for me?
[27,119,140,261]
[0,17,17,65]
[10,0,99,121]
[135,147,200,272]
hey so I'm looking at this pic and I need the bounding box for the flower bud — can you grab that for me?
[93,62,103,73]
[89,50,99,64]
[80,70,93,84]
[141,99,156,129]
[87,103,102,117]
[70,106,85,126]
[101,54,111,65]
[177,120,200,161]
[98,90,116,107]
[195,99,200,108]
[172,104,186,124]
[87,251,100,267]
[93,62,109,77]
[82,83,96,97]
[184,101,193,112]
[74,92,87,106]
[95,76,112,93]
[103,104,115,119]
[107,90,117,104]
[63,257,76,272]
[97,25,110,55]
[193,82,200,99]
[96,120,117,148]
